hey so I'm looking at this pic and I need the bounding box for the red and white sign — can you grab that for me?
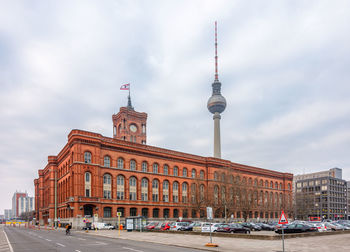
[278,210,288,225]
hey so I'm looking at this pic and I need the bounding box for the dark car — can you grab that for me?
[241,222,262,231]
[217,223,250,234]
[256,223,275,231]
[275,223,317,234]
[179,222,195,231]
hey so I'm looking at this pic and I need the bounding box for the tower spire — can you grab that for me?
[215,21,219,81]
[127,87,134,110]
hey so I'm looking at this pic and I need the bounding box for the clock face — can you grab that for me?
[129,124,137,133]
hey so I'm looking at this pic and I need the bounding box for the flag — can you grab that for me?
[120,83,130,90]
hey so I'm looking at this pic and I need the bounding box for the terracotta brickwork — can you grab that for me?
[34,106,293,224]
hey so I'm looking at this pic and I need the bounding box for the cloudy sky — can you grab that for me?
[1,0,350,214]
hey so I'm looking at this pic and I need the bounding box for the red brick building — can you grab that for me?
[34,104,293,225]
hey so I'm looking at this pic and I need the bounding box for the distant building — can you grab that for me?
[12,191,34,218]
[0,215,4,220]
[4,209,12,220]
[294,168,347,220]
[347,181,350,220]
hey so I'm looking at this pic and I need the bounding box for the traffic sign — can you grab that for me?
[278,210,288,224]
[206,207,213,220]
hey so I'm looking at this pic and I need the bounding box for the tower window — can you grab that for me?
[84,152,92,164]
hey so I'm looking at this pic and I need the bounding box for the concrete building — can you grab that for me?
[4,209,12,220]
[294,168,347,220]
[11,191,35,218]
[347,181,350,220]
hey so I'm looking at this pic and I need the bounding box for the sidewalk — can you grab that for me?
[80,229,350,252]
[0,225,12,252]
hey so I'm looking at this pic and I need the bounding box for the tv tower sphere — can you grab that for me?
[207,80,226,114]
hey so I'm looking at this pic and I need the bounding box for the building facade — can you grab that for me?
[294,168,348,220]
[4,209,12,220]
[34,104,293,226]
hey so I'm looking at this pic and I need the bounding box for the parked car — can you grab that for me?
[92,222,114,230]
[217,223,250,234]
[324,222,341,231]
[145,222,159,230]
[170,222,189,231]
[257,223,275,231]
[179,222,195,231]
[275,223,317,234]
[104,223,115,230]
[313,223,327,232]
[161,222,171,231]
[211,223,224,232]
[82,222,92,230]
[192,222,209,232]
[241,223,262,231]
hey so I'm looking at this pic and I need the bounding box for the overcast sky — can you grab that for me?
[1,0,350,214]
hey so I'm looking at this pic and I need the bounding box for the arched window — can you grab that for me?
[279,193,283,207]
[259,179,263,187]
[141,178,148,201]
[270,192,273,206]
[84,152,91,163]
[253,191,258,206]
[163,181,169,202]
[275,182,278,189]
[129,177,137,200]
[214,172,218,181]
[230,175,234,184]
[254,179,258,187]
[152,180,159,202]
[221,186,226,202]
[279,183,282,190]
[236,176,241,183]
[191,169,196,178]
[142,161,148,172]
[275,192,278,207]
[163,165,168,175]
[85,172,91,197]
[248,178,252,185]
[173,166,179,176]
[117,175,124,200]
[265,180,268,188]
[243,177,247,185]
[214,185,219,204]
[182,168,188,177]
[265,191,268,206]
[104,156,110,167]
[182,183,188,203]
[221,173,225,182]
[191,183,196,203]
[117,158,124,169]
[229,187,234,201]
[153,163,159,174]
[130,160,136,170]
[200,184,205,201]
[173,182,179,202]
[103,207,112,218]
[270,181,273,189]
[200,170,204,179]
[103,174,111,199]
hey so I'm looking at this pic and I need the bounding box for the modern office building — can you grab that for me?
[11,191,34,218]
[294,168,347,220]
[4,209,12,220]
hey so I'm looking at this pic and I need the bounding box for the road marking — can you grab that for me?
[3,229,14,252]
[75,250,82,252]
[45,239,51,241]
[56,243,66,247]
[122,247,144,252]
[77,237,86,240]
[38,236,43,238]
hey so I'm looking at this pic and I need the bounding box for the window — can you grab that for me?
[142,208,148,217]
[84,152,91,163]
[104,156,110,167]
[200,184,205,201]
[173,182,179,202]
[265,181,268,188]
[130,208,137,216]
[129,177,137,200]
[141,178,148,201]
[214,185,219,204]
[182,183,188,203]
[117,207,125,217]
[152,180,159,202]
[275,182,278,189]
[191,169,196,178]
[117,158,124,169]
[152,208,159,218]
[85,172,91,197]
[103,207,112,218]
[117,175,124,200]
[173,209,179,218]
[254,179,258,187]
[221,173,225,182]
[191,183,196,203]
[130,160,136,171]
[173,166,178,176]
[163,181,169,202]
[153,163,159,174]
[279,183,282,190]
[183,168,188,177]
[214,172,218,181]
[142,162,148,172]
[221,186,226,202]
[270,181,273,188]
[163,165,168,175]
[200,170,204,179]
[103,174,111,199]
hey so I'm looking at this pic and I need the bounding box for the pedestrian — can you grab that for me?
[66,223,72,235]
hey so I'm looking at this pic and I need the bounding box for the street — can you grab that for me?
[4,226,205,252]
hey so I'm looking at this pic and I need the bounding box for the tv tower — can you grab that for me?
[207,21,227,158]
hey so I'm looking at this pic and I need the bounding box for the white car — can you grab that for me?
[93,222,114,230]
[170,222,189,231]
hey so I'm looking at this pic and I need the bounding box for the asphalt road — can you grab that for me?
[4,226,205,252]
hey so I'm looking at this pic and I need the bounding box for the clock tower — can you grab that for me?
[112,96,147,144]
